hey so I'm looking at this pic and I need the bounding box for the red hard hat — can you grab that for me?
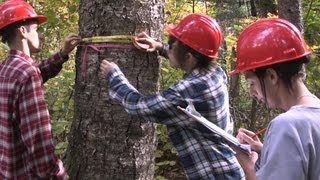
[229,18,312,75]
[166,13,222,59]
[0,0,47,31]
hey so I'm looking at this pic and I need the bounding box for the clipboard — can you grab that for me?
[177,103,251,155]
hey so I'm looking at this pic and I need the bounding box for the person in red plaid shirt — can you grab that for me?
[0,0,81,179]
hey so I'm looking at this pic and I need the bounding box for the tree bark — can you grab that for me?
[66,0,164,179]
[250,0,257,16]
[256,0,277,17]
[278,0,303,31]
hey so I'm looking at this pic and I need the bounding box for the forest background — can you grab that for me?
[0,0,319,179]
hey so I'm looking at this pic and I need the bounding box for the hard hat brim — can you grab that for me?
[36,15,48,24]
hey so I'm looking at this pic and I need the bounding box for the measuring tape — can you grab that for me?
[80,35,136,79]
[81,35,134,43]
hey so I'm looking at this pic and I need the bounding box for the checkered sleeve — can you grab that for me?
[38,51,68,83]
[18,71,66,179]
[107,67,188,125]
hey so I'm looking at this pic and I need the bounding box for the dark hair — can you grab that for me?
[255,56,310,94]
[168,35,214,69]
[0,20,36,45]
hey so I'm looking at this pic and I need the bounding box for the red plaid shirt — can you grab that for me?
[0,50,68,179]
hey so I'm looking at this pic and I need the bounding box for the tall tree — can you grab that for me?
[278,0,303,31]
[216,0,250,129]
[256,0,277,17]
[250,0,277,17]
[66,0,164,179]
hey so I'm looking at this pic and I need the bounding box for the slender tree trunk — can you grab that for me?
[66,0,164,179]
[229,47,239,99]
[249,99,258,130]
[256,0,277,17]
[278,0,303,31]
[216,0,242,99]
[250,0,257,16]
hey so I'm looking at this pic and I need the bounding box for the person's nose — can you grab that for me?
[38,32,45,41]
[249,87,258,99]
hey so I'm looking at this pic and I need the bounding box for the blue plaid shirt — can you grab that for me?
[106,64,244,180]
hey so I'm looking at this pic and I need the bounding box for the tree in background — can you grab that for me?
[278,0,303,31]
[65,0,164,179]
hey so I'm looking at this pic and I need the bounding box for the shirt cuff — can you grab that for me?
[106,66,123,81]
[57,50,69,63]
[159,44,169,58]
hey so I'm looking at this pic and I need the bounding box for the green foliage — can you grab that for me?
[165,0,217,24]
[36,0,79,57]
[160,59,184,90]
[33,0,80,157]
[303,0,320,45]
[0,43,9,61]
[303,0,320,98]
[154,58,184,178]
[306,54,320,98]
[46,60,76,156]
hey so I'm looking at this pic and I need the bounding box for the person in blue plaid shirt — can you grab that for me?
[100,13,244,179]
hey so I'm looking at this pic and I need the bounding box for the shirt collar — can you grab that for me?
[189,68,201,76]
[8,50,34,64]
[185,64,218,78]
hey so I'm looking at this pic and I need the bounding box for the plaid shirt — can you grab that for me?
[0,50,68,179]
[107,65,244,180]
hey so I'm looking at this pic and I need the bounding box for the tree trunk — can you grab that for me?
[66,0,164,179]
[215,0,242,105]
[256,0,277,17]
[278,0,303,31]
[249,0,258,16]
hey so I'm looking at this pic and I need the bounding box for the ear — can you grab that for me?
[266,68,279,85]
[184,52,192,61]
[185,52,197,66]
[17,26,28,38]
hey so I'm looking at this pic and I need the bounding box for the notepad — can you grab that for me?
[177,102,251,155]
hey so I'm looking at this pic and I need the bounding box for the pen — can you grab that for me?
[251,128,267,138]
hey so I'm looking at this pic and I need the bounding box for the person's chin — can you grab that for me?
[265,101,276,109]
[31,47,41,54]
[169,62,178,68]
[255,98,265,104]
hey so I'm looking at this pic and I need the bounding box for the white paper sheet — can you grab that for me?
[178,103,251,155]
